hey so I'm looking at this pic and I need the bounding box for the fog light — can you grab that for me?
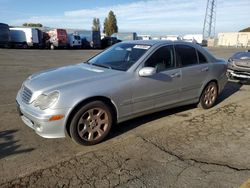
[34,123,42,132]
[49,115,65,121]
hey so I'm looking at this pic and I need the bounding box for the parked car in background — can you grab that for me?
[0,23,10,48]
[227,50,250,82]
[101,36,121,49]
[16,40,227,146]
[10,27,39,48]
[67,33,82,48]
[47,29,67,49]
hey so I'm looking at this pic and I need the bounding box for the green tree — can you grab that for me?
[103,10,118,36]
[22,23,43,27]
[92,18,100,32]
[239,27,250,32]
[103,17,108,34]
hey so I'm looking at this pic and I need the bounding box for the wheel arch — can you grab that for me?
[65,96,118,137]
[199,79,219,100]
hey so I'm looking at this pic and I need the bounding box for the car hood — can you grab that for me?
[24,63,120,92]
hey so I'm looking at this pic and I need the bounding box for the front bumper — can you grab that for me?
[16,90,72,138]
[227,69,250,80]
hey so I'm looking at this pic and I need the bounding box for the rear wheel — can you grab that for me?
[198,82,218,109]
[69,101,113,145]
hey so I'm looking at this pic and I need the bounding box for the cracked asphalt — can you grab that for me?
[0,48,250,188]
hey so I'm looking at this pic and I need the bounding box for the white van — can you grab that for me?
[67,33,81,48]
[10,27,39,48]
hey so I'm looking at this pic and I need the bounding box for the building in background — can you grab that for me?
[217,32,250,47]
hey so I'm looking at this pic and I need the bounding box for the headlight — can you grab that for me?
[33,91,59,110]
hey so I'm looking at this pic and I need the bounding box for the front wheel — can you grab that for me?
[198,82,218,109]
[69,101,113,145]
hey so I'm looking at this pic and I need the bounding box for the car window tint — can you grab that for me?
[175,45,198,66]
[197,50,208,64]
[145,45,175,72]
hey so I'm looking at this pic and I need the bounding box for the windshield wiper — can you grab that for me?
[91,63,113,69]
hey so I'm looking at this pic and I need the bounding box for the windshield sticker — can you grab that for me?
[133,45,151,50]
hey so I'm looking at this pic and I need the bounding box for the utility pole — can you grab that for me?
[203,0,217,39]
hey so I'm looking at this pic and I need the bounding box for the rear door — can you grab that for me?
[175,44,210,101]
[31,29,39,44]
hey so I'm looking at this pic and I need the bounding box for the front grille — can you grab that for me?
[234,60,250,68]
[22,86,33,104]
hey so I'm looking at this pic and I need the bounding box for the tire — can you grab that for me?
[69,101,113,146]
[50,44,55,50]
[198,82,218,109]
[23,43,28,49]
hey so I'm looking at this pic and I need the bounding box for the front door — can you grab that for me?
[131,45,182,115]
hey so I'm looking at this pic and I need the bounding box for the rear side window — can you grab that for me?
[197,50,208,64]
[175,45,198,67]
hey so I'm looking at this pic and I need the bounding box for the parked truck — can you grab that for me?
[47,29,67,49]
[0,23,10,48]
[65,29,101,49]
[67,33,82,48]
[79,31,101,49]
[10,27,39,48]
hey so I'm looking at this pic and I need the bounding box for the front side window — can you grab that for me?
[175,45,198,67]
[88,43,151,71]
[145,45,175,72]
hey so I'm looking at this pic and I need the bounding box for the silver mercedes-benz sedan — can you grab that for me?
[16,40,228,145]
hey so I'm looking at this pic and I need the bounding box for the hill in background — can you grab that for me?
[239,27,250,32]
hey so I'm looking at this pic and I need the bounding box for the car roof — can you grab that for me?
[121,40,198,47]
[121,40,171,46]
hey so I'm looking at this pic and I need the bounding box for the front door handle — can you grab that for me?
[170,72,181,78]
[201,67,209,72]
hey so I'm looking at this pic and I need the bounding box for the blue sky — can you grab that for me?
[0,0,249,35]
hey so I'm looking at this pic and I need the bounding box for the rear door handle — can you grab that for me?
[170,72,181,78]
[201,67,209,72]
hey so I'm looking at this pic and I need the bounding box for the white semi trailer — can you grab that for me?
[10,27,39,48]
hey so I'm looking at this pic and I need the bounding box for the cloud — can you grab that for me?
[10,0,250,35]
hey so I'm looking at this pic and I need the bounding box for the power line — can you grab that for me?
[203,0,217,39]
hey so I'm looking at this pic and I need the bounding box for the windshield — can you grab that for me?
[87,43,151,71]
[74,35,81,40]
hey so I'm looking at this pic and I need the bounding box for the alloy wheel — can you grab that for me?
[77,108,109,142]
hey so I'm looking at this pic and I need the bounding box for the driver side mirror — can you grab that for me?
[138,67,156,77]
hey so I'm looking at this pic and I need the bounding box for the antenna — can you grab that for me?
[203,0,217,39]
